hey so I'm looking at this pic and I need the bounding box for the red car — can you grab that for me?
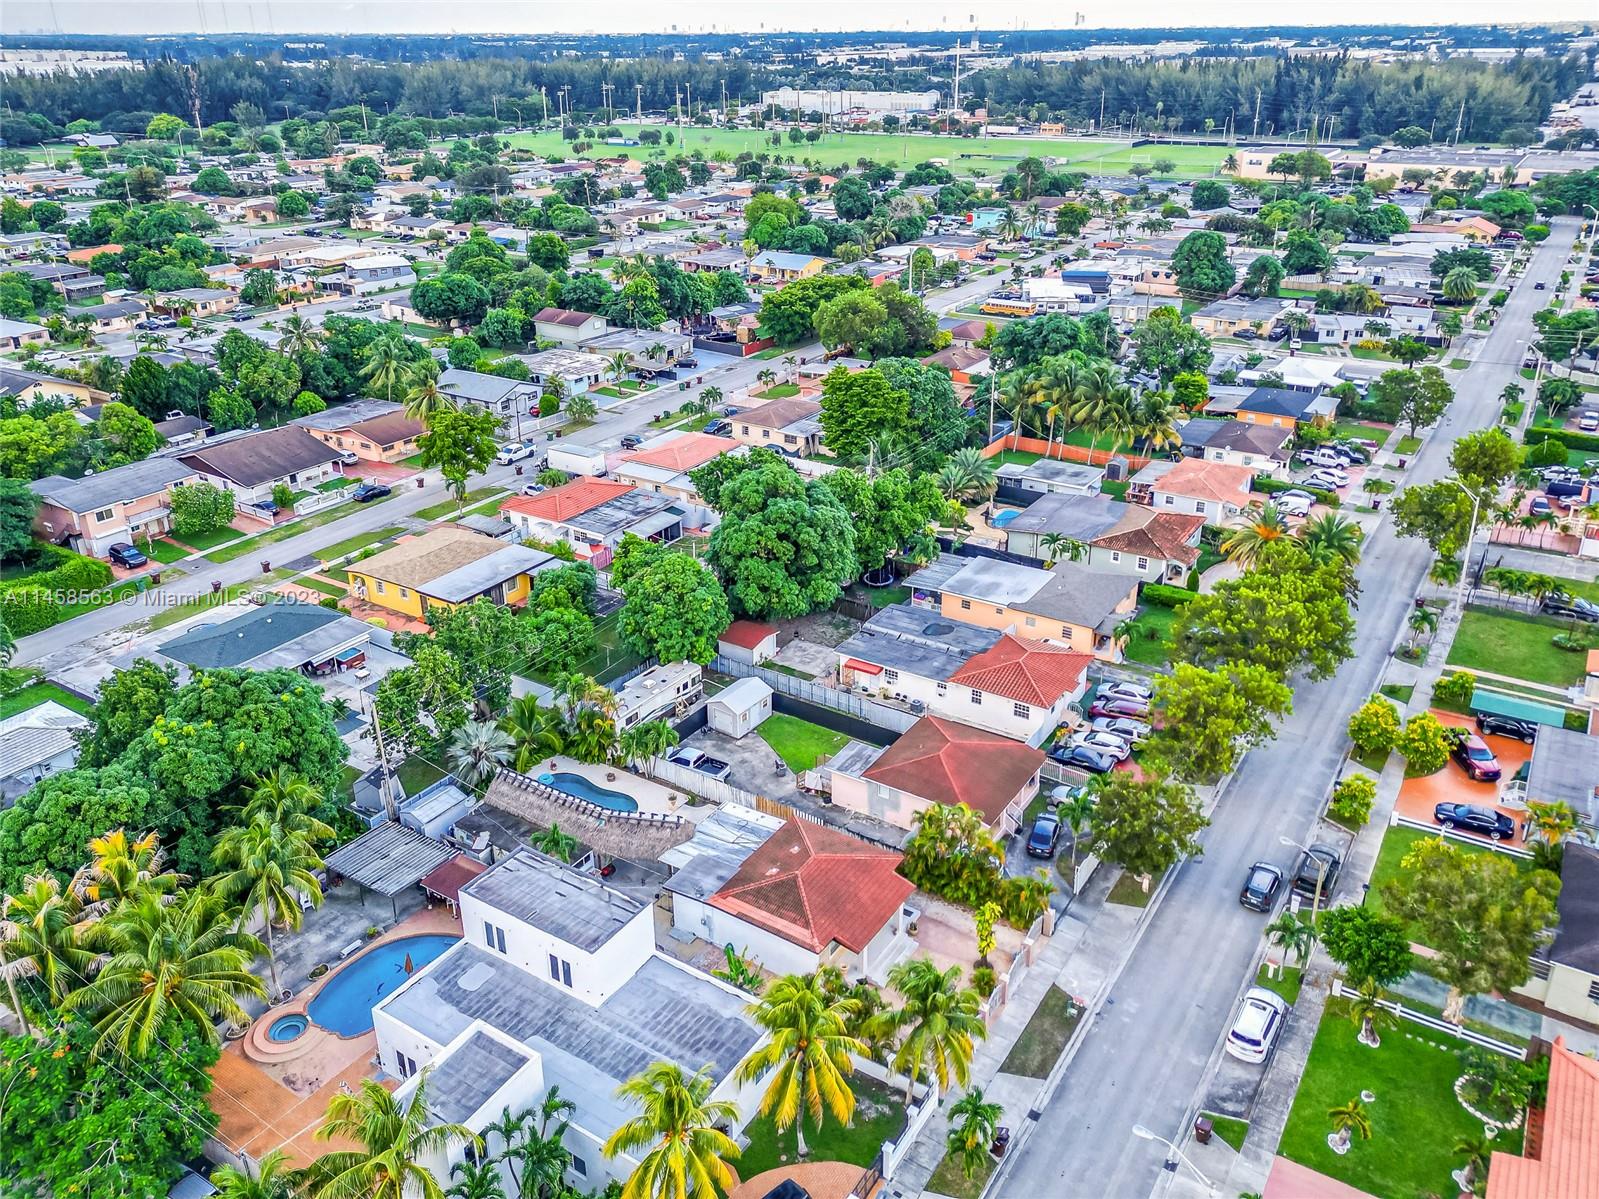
[1449,731,1502,782]
[1089,695,1151,719]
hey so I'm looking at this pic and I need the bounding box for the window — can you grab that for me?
[1137,558,1149,572]
[399,588,410,599]
[375,580,386,595]
[1024,616,1036,627]
[1110,551,1121,563]
[1528,957,1551,981]
[883,669,898,684]
[1589,977,1599,1004]
[570,1155,587,1178]
[970,689,982,706]
[762,429,771,439]
[740,425,750,435]
[396,1051,417,1078]
[1162,495,1175,506]
[548,954,572,988]
[1013,702,1030,719]
[95,508,114,521]
[483,922,506,954]
[936,682,947,695]
[959,599,972,610]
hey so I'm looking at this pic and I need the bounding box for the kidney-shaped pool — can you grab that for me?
[306,933,458,1037]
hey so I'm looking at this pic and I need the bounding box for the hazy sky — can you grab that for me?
[3,1,1593,36]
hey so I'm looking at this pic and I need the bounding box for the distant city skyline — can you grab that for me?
[3,2,1593,37]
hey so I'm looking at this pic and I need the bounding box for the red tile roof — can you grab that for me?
[720,620,778,650]
[709,820,913,954]
[418,854,488,905]
[500,478,632,523]
[862,716,1044,825]
[948,634,1091,707]
[1152,457,1257,504]
[1094,509,1205,565]
[622,432,738,474]
[1487,1038,1599,1199]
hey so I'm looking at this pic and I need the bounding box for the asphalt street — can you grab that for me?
[994,218,1580,1199]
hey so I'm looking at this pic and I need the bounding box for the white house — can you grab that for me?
[175,426,345,507]
[1130,456,1258,524]
[372,848,765,1194]
[532,307,609,347]
[523,349,613,396]
[0,700,90,803]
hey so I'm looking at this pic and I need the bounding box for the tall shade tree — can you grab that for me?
[61,889,266,1057]
[734,971,866,1157]
[881,959,986,1100]
[603,1062,741,1199]
[210,813,326,996]
[0,872,95,1019]
[301,1073,478,1199]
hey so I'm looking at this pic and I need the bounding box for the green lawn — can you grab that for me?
[862,583,910,608]
[1100,479,1129,500]
[168,525,245,551]
[1379,684,1415,704]
[396,754,447,797]
[1106,869,1160,907]
[754,383,801,399]
[1279,998,1522,1199]
[1394,435,1423,456]
[316,526,406,565]
[999,984,1082,1078]
[416,489,503,521]
[988,449,1043,467]
[756,714,852,772]
[140,538,194,565]
[1446,607,1589,688]
[0,680,93,719]
[1122,605,1178,667]
[1199,1112,1249,1154]
[147,581,258,630]
[1366,826,1530,943]
[1254,962,1304,1007]
[735,1073,904,1181]
[295,576,347,599]
[925,1151,995,1199]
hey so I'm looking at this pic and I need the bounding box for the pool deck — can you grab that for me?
[540,754,710,823]
[209,906,461,1169]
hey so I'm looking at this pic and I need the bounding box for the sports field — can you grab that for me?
[497,124,1230,178]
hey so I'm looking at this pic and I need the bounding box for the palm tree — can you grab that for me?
[212,1150,296,1199]
[858,433,913,479]
[481,1107,531,1197]
[755,368,777,390]
[405,373,458,422]
[1407,604,1439,652]
[1454,1134,1492,1193]
[945,1088,1003,1179]
[619,720,679,769]
[1056,790,1097,890]
[609,352,633,382]
[242,768,335,841]
[362,332,412,402]
[277,314,324,359]
[602,1062,741,1199]
[1297,513,1362,567]
[500,696,566,771]
[1347,980,1396,1048]
[1265,910,1317,968]
[566,391,598,425]
[699,384,724,410]
[1129,391,1182,454]
[1327,1098,1372,1153]
[1499,383,1524,406]
[76,828,184,908]
[0,873,96,1019]
[301,1073,478,1199]
[734,971,865,1158]
[533,824,580,863]
[448,720,513,788]
[1222,153,1240,175]
[998,209,1024,242]
[1441,267,1479,304]
[1280,309,1311,341]
[1526,799,1580,845]
[1039,532,1087,569]
[447,1160,505,1199]
[937,446,997,503]
[882,959,986,1101]
[211,814,325,996]
[63,889,265,1057]
[1222,503,1291,569]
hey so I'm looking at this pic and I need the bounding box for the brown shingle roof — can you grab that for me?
[1094,508,1204,565]
[533,307,600,328]
[177,426,343,488]
[350,526,512,592]
[738,397,821,429]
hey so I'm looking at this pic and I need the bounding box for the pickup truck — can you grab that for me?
[667,747,732,781]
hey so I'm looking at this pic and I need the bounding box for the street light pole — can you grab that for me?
[1279,835,1328,923]
[1446,477,1483,618]
[1131,1124,1214,1194]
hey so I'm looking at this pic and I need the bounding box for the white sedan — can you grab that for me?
[1070,729,1133,761]
[1307,466,1350,489]
[1091,715,1151,744]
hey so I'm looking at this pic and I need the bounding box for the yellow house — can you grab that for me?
[345,526,557,620]
[748,251,829,284]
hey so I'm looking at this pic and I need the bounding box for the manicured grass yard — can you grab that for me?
[1279,998,1522,1199]
[0,680,92,719]
[295,576,347,599]
[862,583,911,608]
[735,1073,904,1181]
[396,754,447,797]
[1199,1112,1249,1153]
[316,526,406,564]
[416,489,503,521]
[1379,684,1415,704]
[756,714,851,772]
[999,984,1082,1078]
[1445,606,1588,688]
[1394,435,1423,456]
[987,449,1043,468]
[141,538,194,564]
[754,383,801,399]
[1366,826,1529,943]
[148,581,258,630]
[169,524,246,551]
[1106,869,1161,907]
[926,1150,995,1199]
[1254,962,1304,1007]
[1122,604,1178,667]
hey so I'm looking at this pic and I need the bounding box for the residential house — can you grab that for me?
[532,307,609,347]
[152,287,238,318]
[730,397,825,457]
[995,459,1104,498]
[748,251,829,284]
[0,318,48,350]
[292,398,425,463]
[438,368,542,425]
[499,480,685,569]
[1000,495,1204,584]
[0,700,91,804]
[63,242,122,265]
[1132,456,1258,523]
[176,425,344,507]
[0,231,70,261]
[209,195,278,224]
[0,366,105,408]
[1233,385,1339,430]
[828,715,1045,834]
[921,345,991,384]
[74,298,146,334]
[1517,841,1599,1027]
[717,620,779,665]
[671,818,916,982]
[522,349,613,396]
[679,246,746,273]
[345,526,558,619]
[30,458,201,558]
[372,847,763,1194]
[938,318,991,344]
[151,413,212,449]
[1179,418,1294,478]
[836,603,1090,745]
[153,601,380,679]
[612,432,742,503]
[1483,1038,1599,1199]
[906,553,1139,661]
[10,261,104,301]
[581,328,691,367]
[1189,297,1288,338]
[330,253,416,295]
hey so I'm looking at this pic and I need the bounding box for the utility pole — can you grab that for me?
[491,95,498,122]
[686,83,694,124]
[540,86,548,125]
[636,83,644,123]
[1451,97,1466,147]
[675,87,683,124]
[1099,88,1106,133]
[1252,89,1262,141]
[952,37,963,133]
[721,78,728,120]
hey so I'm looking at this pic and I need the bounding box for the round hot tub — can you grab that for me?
[267,1013,310,1043]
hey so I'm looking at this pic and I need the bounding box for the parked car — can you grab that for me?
[1433,802,1517,840]
[666,747,732,781]
[1278,489,1318,504]
[619,433,644,450]
[702,419,732,435]
[1543,593,1599,622]
[352,482,392,503]
[1069,729,1133,761]
[1026,813,1062,859]
[495,441,539,465]
[1048,743,1117,773]
[1097,678,1154,703]
[107,542,148,568]
[1307,467,1350,490]
[1330,442,1371,465]
[1225,987,1289,1064]
[1238,862,1284,913]
[1275,495,1312,518]
[1581,412,1599,434]
[1529,496,1553,517]
[1089,695,1151,719]
[1534,281,1546,290]
[1447,729,1502,782]
[1475,713,1539,743]
[338,450,361,466]
[1299,447,1346,469]
[1091,715,1151,744]
[519,482,546,497]
[1290,844,1341,904]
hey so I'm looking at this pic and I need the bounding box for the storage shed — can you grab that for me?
[718,620,779,665]
[707,677,774,739]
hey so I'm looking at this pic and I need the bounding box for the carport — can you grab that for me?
[324,822,457,918]
[1470,688,1570,728]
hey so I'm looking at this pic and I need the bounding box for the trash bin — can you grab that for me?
[417,476,425,489]
[211,580,223,594]
[260,561,271,574]
[1194,1116,1213,1145]
[514,465,524,476]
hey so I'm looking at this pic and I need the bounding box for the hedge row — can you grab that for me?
[1253,476,1342,508]
[0,544,116,635]
[1140,582,1198,608]
[1523,426,1599,452]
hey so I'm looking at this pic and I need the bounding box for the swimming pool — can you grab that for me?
[267,1014,309,1042]
[992,508,1022,527]
[306,934,457,1037]
[538,771,639,813]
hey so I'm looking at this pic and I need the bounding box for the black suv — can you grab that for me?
[1475,713,1538,744]
[1239,862,1284,913]
[1542,593,1599,622]
[1026,813,1062,859]
[107,542,148,568]
[1291,844,1341,904]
